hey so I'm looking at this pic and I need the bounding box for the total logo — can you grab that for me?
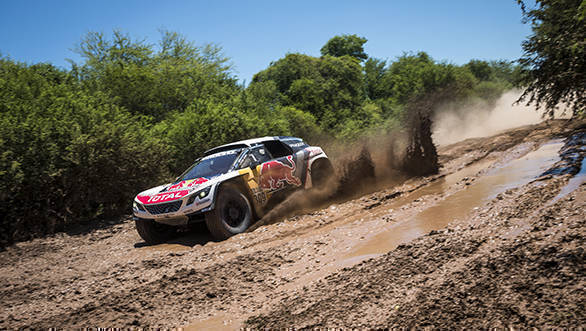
[137,190,189,205]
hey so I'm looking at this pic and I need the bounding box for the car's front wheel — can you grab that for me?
[205,186,252,241]
[135,219,177,244]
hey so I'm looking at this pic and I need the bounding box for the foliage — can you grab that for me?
[72,30,239,120]
[381,52,477,105]
[517,0,586,117]
[0,59,169,246]
[252,53,364,131]
[463,59,524,104]
[363,57,387,100]
[320,34,368,61]
[466,60,492,81]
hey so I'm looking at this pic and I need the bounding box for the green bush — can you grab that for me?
[0,60,169,247]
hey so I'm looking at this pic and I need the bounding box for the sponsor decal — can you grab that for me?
[251,187,268,205]
[259,155,302,190]
[137,189,189,205]
[202,149,239,160]
[167,177,208,191]
[305,147,322,157]
[289,142,305,148]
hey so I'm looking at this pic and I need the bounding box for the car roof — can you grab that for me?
[203,136,302,156]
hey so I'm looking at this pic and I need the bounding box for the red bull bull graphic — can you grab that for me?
[259,155,302,190]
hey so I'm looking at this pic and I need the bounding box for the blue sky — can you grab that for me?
[0,0,531,83]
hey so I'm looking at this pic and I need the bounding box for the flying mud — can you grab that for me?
[252,99,441,230]
[0,119,584,329]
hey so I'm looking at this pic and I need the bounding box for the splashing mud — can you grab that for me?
[251,95,443,229]
[248,147,376,231]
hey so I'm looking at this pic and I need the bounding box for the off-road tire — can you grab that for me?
[135,219,177,244]
[205,186,252,241]
[311,158,334,189]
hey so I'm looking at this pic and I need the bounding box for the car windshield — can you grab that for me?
[176,149,241,182]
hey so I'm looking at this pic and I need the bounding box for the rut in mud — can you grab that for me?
[0,120,584,329]
[245,130,585,328]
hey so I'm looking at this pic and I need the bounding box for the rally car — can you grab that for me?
[132,136,333,243]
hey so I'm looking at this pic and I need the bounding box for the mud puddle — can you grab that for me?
[182,314,241,331]
[270,155,505,292]
[341,139,564,263]
[393,158,494,205]
[140,243,193,252]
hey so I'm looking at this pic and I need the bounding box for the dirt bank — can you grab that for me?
[0,120,583,328]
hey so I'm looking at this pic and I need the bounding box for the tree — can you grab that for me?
[364,57,387,100]
[466,60,492,81]
[251,53,364,131]
[320,34,368,61]
[73,30,238,119]
[379,52,477,106]
[517,0,586,117]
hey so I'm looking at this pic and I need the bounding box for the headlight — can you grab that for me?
[198,186,211,198]
[133,201,145,212]
[187,186,211,205]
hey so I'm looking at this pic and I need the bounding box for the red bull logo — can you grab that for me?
[167,177,208,191]
[137,177,208,205]
[260,155,302,190]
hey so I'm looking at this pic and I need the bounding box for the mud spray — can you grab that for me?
[250,89,550,230]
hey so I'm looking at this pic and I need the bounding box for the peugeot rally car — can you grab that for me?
[132,136,333,243]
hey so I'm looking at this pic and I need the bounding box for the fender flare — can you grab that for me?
[305,153,331,189]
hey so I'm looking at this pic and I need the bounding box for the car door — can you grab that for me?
[237,146,273,207]
[259,141,304,192]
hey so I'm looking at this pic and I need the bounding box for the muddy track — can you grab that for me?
[0,120,584,329]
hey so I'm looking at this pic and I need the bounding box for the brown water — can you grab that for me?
[181,314,241,331]
[141,243,193,252]
[342,140,563,262]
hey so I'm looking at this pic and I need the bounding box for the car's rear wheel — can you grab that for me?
[135,219,177,244]
[205,186,252,241]
[311,158,334,189]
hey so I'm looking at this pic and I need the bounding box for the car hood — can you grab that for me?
[136,177,209,205]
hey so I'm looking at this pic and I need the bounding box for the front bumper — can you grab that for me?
[133,187,215,226]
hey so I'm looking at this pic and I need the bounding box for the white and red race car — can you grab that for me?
[132,136,332,243]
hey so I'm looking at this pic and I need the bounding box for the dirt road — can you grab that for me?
[1,120,584,328]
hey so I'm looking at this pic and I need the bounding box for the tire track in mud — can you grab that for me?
[245,177,585,329]
[25,248,299,328]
